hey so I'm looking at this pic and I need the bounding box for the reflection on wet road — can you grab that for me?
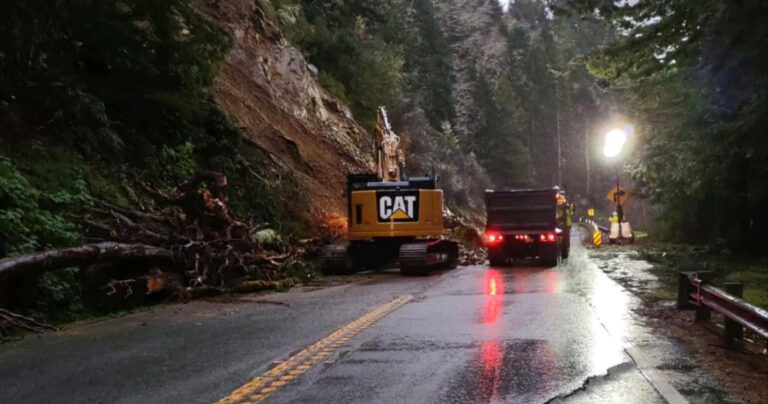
[273,234,666,403]
[481,270,503,324]
[466,268,562,403]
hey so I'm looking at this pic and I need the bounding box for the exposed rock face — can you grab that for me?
[199,0,511,220]
[432,0,509,138]
[200,0,374,217]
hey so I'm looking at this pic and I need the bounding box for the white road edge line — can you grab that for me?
[624,344,689,404]
[574,228,689,404]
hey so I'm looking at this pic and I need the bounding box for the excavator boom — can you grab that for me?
[376,107,405,182]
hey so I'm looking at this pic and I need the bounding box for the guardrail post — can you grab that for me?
[677,272,696,310]
[693,271,714,322]
[695,301,711,322]
[723,282,745,347]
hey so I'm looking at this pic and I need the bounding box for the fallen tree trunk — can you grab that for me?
[0,308,57,332]
[0,242,175,279]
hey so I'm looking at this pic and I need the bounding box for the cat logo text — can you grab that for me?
[377,191,419,222]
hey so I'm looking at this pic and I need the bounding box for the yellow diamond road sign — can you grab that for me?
[607,186,629,205]
[587,208,595,217]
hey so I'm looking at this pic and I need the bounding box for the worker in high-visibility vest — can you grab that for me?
[609,211,619,224]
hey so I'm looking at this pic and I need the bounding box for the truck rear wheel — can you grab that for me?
[541,253,558,267]
[489,255,506,267]
[488,249,506,267]
[561,235,570,259]
[540,245,559,267]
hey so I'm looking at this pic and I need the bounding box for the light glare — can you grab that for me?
[603,128,627,158]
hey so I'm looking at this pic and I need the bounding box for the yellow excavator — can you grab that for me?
[322,107,458,275]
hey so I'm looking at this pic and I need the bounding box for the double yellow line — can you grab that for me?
[215,295,413,404]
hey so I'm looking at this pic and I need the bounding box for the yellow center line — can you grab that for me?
[214,295,413,404]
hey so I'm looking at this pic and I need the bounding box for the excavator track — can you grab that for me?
[321,243,355,274]
[399,239,458,276]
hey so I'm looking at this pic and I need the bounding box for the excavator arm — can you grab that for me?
[376,106,406,182]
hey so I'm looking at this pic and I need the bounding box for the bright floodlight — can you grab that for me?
[603,128,627,158]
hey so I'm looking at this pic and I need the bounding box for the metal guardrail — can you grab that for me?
[580,218,609,233]
[677,271,768,350]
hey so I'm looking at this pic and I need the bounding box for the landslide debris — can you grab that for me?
[0,172,302,328]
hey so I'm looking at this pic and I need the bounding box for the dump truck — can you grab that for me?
[484,187,571,267]
[321,107,458,275]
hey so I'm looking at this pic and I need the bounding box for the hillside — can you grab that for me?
[202,0,374,216]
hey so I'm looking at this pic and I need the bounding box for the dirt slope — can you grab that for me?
[200,0,374,218]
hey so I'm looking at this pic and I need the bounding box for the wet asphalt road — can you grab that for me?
[1,232,689,403]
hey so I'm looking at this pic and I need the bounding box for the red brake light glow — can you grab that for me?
[539,233,557,242]
[485,232,503,244]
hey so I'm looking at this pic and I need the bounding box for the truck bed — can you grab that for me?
[485,189,557,232]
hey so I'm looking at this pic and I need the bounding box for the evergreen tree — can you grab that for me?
[562,0,768,247]
[404,0,455,128]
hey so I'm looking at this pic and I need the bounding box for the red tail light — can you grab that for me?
[539,233,557,242]
[485,231,503,245]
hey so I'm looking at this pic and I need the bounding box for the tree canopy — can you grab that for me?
[563,0,768,247]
